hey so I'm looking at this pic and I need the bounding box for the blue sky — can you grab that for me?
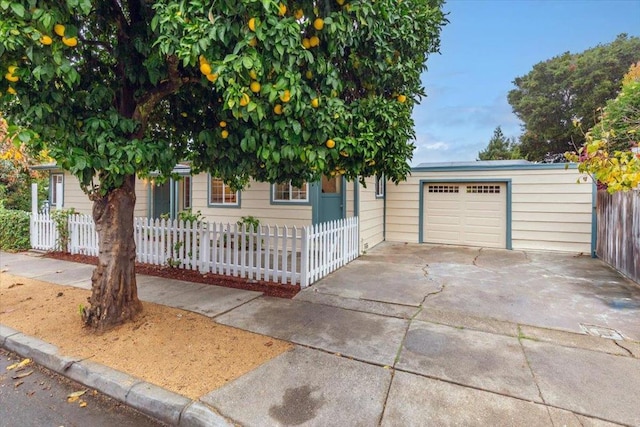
[412,0,640,166]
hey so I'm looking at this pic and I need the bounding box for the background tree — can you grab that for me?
[508,34,640,161]
[0,117,48,211]
[566,62,640,193]
[1,0,447,330]
[477,126,521,161]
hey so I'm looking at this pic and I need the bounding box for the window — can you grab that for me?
[466,185,501,194]
[183,176,192,209]
[209,177,239,206]
[375,174,385,198]
[51,173,64,207]
[428,185,459,193]
[273,181,308,202]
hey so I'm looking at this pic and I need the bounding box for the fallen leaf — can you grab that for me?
[14,380,24,387]
[264,341,273,347]
[6,358,31,370]
[67,396,79,403]
[67,390,86,399]
[79,401,87,408]
[12,370,34,379]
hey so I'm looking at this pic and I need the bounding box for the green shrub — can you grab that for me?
[0,206,31,251]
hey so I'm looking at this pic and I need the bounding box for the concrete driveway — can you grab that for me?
[214,242,640,426]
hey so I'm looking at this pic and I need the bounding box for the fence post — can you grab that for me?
[300,226,309,287]
[30,183,38,248]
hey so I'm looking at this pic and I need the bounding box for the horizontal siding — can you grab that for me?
[135,179,149,218]
[190,174,312,227]
[358,176,384,251]
[386,167,593,252]
[62,172,92,215]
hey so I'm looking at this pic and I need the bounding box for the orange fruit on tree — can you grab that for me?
[397,94,407,103]
[249,70,258,80]
[7,86,16,95]
[248,37,257,47]
[337,0,345,4]
[278,3,287,16]
[326,139,336,149]
[311,98,319,108]
[250,81,261,93]
[220,121,227,128]
[248,17,257,32]
[54,24,65,36]
[239,93,250,106]
[273,104,283,115]
[302,38,311,49]
[279,89,291,103]
[8,66,18,74]
[221,130,229,139]
[206,73,219,82]
[294,9,304,19]
[200,63,212,75]
[62,36,78,47]
[305,70,313,79]
[5,73,19,82]
[40,35,53,45]
[313,18,324,31]
[309,36,319,47]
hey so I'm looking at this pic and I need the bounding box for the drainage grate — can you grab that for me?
[580,324,624,340]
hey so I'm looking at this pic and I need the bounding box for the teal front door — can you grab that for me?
[152,182,171,219]
[318,175,344,223]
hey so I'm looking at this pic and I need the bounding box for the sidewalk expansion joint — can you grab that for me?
[516,326,547,406]
[472,248,482,266]
[614,340,634,357]
[377,368,396,426]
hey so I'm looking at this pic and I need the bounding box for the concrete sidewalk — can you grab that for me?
[2,249,640,426]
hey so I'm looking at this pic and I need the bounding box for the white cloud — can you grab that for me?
[423,141,449,150]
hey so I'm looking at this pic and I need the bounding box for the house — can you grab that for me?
[31,163,386,253]
[32,160,594,255]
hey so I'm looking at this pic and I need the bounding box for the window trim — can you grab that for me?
[50,173,64,208]
[207,176,240,208]
[183,176,192,210]
[270,181,310,205]
[375,174,385,199]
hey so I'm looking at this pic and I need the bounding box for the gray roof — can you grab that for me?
[415,160,531,168]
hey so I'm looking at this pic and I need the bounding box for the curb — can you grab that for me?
[0,323,233,427]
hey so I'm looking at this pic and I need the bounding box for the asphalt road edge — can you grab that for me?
[0,323,233,427]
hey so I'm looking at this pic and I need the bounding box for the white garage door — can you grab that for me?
[422,183,506,248]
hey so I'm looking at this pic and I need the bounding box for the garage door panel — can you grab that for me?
[423,182,506,249]
[426,231,462,242]
[425,215,461,225]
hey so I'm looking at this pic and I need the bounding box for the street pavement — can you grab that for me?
[0,348,163,427]
[1,244,640,426]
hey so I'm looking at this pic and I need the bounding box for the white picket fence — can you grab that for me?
[29,213,359,287]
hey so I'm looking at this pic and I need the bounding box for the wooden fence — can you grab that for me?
[596,190,639,283]
[30,213,359,287]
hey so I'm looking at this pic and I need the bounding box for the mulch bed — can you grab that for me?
[43,252,300,299]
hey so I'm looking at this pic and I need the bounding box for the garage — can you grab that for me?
[422,182,507,248]
[384,161,595,254]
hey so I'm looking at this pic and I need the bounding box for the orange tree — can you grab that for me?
[0,0,446,331]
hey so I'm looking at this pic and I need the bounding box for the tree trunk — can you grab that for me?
[82,175,142,331]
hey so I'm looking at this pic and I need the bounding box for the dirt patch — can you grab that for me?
[44,252,300,299]
[0,273,292,400]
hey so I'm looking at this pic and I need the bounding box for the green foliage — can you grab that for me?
[50,207,75,251]
[177,209,203,223]
[0,205,30,250]
[237,215,260,231]
[0,0,447,194]
[508,34,640,161]
[477,126,521,161]
[566,63,640,193]
[0,159,47,210]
